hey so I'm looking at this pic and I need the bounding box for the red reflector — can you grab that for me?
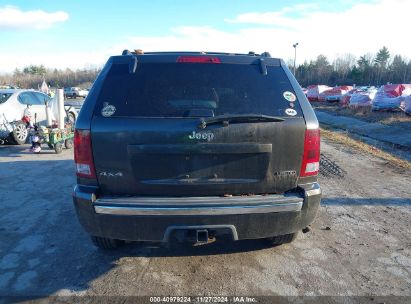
[74,129,96,179]
[300,129,320,177]
[176,56,221,64]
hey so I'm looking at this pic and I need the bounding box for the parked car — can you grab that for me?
[0,89,77,144]
[64,87,88,99]
[73,50,322,249]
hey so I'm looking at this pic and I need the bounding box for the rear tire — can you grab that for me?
[54,142,63,154]
[64,139,73,149]
[91,236,123,249]
[11,121,28,145]
[266,232,298,246]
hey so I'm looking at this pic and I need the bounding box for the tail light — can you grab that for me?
[300,129,320,177]
[176,56,221,64]
[74,129,96,179]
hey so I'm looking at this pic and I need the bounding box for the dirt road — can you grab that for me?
[0,138,410,298]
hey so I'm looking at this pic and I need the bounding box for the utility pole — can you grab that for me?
[293,43,299,76]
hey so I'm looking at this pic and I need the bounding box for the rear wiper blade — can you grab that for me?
[199,114,284,129]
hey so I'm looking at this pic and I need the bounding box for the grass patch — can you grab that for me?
[320,128,411,171]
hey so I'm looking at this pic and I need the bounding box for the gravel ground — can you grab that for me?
[0,138,410,299]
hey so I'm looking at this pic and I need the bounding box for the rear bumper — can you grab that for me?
[73,183,321,242]
[94,195,303,216]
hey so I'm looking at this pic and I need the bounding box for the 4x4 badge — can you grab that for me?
[101,105,116,117]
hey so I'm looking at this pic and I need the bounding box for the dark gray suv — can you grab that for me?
[72,51,321,249]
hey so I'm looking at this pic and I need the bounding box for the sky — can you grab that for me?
[0,0,410,73]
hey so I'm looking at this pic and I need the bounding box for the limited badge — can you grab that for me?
[283,91,296,102]
[101,104,116,117]
[285,108,297,116]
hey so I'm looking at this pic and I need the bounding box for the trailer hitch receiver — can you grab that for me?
[196,229,209,243]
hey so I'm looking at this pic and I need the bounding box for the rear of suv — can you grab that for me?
[72,50,321,249]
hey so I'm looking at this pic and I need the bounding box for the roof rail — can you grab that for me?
[121,50,273,57]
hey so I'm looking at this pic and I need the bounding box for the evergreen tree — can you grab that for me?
[374,46,390,68]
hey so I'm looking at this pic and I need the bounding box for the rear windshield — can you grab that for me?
[94,62,302,118]
[0,93,12,104]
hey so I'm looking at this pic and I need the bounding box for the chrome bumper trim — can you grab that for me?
[94,195,303,216]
